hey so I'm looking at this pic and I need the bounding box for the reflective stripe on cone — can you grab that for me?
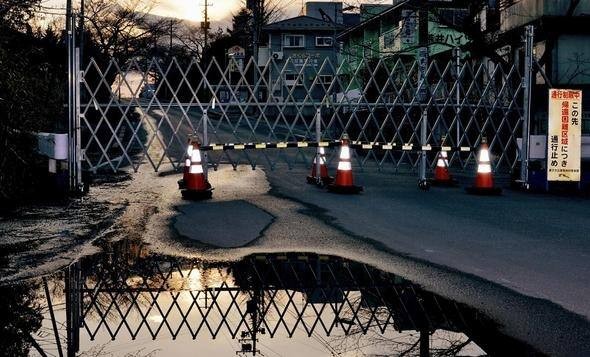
[307,147,333,185]
[431,150,457,187]
[466,138,501,195]
[181,136,213,200]
[328,133,362,194]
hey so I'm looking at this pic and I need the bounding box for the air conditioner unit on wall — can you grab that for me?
[272,51,284,60]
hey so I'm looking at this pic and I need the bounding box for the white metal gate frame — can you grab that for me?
[71,26,535,185]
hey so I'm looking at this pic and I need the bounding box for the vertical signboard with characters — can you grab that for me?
[417,47,429,103]
[547,89,582,181]
[227,45,245,73]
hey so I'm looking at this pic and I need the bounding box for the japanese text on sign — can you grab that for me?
[547,89,582,181]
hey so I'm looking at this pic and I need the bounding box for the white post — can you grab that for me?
[75,47,82,191]
[454,47,461,147]
[203,108,209,178]
[316,107,322,183]
[67,13,74,191]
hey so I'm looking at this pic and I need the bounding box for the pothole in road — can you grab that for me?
[173,200,274,248]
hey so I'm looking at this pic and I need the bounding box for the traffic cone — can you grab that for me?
[328,133,363,194]
[307,147,333,185]
[466,137,501,195]
[181,138,213,200]
[430,150,457,186]
[177,137,196,190]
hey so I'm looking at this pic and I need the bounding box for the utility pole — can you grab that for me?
[202,0,210,51]
[237,291,264,356]
[65,0,72,137]
[333,3,337,66]
[251,0,263,100]
[79,0,84,66]
[169,19,173,53]
[66,0,72,32]
[252,0,261,62]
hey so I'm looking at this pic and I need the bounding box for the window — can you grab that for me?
[284,73,299,87]
[363,42,374,58]
[438,9,469,27]
[316,37,333,47]
[381,30,396,50]
[283,35,304,48]
[318,75,333,85]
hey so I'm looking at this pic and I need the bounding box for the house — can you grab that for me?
[337,2,470,68]
[335,1,470,98]
[258,2,351,105]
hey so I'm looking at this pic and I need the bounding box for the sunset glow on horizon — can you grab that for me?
[42,0,391,26]
[149,0,244,23]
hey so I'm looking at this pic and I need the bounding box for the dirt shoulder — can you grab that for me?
[0,173,159,282]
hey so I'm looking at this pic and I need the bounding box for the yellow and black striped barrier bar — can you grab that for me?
[201,141,473,152]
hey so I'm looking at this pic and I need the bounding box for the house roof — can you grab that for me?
[337,1,409,40]
[262,15,345,32]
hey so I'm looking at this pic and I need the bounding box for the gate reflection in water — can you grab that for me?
[52,243,542,356]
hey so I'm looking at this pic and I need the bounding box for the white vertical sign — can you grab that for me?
[417,47,429,103]
[400,10,416,45]
[547,89,582,181]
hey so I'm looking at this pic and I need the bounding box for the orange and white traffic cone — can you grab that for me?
[328,133,363,194]
[466,137,501,195]
[178,137,197,190]
[181,138,213,200]
[307,147,333,185]
[431,150,457,186]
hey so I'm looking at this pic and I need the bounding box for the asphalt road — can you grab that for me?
[125,100,590,356]
[267,168,590,317]
[161,165,590,356]
[150,103,590,320]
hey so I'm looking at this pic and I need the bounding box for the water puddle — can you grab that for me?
[3,237,581,356]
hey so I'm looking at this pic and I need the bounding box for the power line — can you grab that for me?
[35,9,67,16]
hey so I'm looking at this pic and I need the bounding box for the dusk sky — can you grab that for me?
[44,0,391,26]
[147,0,245,23]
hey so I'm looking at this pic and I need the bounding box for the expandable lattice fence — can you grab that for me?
[80,55,524,174]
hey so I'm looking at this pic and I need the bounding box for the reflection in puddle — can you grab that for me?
[0,283,44,356]
[3,239,546,356]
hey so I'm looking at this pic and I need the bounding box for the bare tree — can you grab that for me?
[242,0,288,24]
[425,1,510,65]
[84,0,172,63]
[176,23,203,58]
[0,0,40,31]
[558,51,590,85]
[238,0,288,57]
[342,0,395,11]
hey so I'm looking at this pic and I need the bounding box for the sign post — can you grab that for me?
[547,89,582,183]
[520,25,534,187]
[417,4,430,191]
